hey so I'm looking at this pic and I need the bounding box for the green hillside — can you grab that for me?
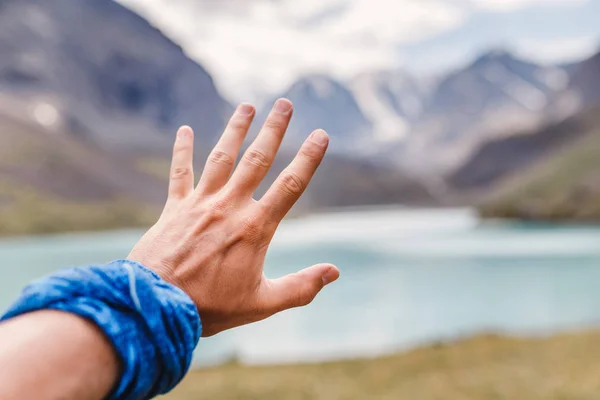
[478,110,600,221]
[0,109,164,236]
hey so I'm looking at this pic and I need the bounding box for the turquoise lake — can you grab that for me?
[1,208,600,366]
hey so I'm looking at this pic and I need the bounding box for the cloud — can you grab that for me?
[116,0,595,102]
[117,0,465,102]
[514,35,599,64]
[471,0,588,11]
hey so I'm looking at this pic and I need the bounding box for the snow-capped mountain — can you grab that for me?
[401,49,570,171]
[427,49,568,117]
[261,75,374,153]
[349,70,427,144]
[548,48,600,120]
[0,0,439,220]
[567,49,600,108]
[265,49,591,174]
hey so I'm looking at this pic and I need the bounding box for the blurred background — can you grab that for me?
[1,0,600,398]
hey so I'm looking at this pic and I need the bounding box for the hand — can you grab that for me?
[128,99,340,337]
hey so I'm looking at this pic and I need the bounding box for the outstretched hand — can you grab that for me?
[128,99,340,337]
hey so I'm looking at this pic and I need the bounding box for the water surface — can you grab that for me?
[1,208,599,366]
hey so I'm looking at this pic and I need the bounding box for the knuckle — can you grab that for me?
[209,150,234,166]
[241,216,266,242]
[279,172,305,196]
[255,201,279,228]
[296,285,317,307]
[300,142,324,161]
[263,116,284,131]
[253,200,270,218]
[174,142,190,152]
[204,197,231,220]
[171,167,191,180]
[229,117,250,131]
[172,145,190,159]
[244,149,270,169]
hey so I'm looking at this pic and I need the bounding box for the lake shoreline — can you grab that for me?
[0,205,469,239]
[1,203,596,239]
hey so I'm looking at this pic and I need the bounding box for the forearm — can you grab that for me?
[0,310,119,400]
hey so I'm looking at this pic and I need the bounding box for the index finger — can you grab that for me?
[259,129,329,222]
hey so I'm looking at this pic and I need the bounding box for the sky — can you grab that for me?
[116,0,600,103]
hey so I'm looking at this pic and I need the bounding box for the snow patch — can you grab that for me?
[32,102,60,128]
[535,67,569,91]
[305,76,336,98]
[351,76,409,142]
[481,62,548,111]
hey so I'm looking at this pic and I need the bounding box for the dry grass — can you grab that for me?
[167,332,600,400]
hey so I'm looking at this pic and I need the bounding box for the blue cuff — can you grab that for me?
[0,260,201,400]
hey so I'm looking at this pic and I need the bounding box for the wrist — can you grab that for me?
[1,260,201,399]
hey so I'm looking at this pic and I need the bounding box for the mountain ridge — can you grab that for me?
[0,0,438,235]
[268,48,577,173]
[0,0,233,154]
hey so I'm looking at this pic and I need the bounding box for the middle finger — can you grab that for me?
[227,98,293,196]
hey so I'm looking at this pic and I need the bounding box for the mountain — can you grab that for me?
[260,75,373,154]
[568,49,600,107]
[0,0,438,235]
[449,49,600,194]
[0,100,164,235]
[449,105,600,191]
[252,150,437,213]
[0,0,233,154]
[266,71,431,157]
[400,50,570,172]
[470,106,600,221]
[549,49,600,120]
[0,0,232,234]
[0,100,437,236]
[350,70,427,144]
[273,50,572,174]
[427,49,567,118]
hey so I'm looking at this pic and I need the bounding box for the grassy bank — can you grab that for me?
[167,331,600,400]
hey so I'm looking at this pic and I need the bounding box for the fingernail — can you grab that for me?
[177,126,193,140]
[310,129,329,146]
[322,267,339,286]
[237,103,255,116]
[273,98,292,114]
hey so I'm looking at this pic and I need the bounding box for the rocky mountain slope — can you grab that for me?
[0,0,233,155]
[449,105,600,190]
[259,75,374,154]
[272,50,572,174]
[451,105,600,221]
[402,50,569,171]
[0,100,164,235]
[446,48,600,220]
[349,70,426,144]
[0,0,437,235]
[549,49,600,120]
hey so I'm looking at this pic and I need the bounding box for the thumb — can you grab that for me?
[264,264,340,313]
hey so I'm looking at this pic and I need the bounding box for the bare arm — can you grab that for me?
[0,311,119,400]
[0,99,339,399]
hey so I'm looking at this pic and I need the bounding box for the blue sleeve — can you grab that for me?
[0,260,202,400]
